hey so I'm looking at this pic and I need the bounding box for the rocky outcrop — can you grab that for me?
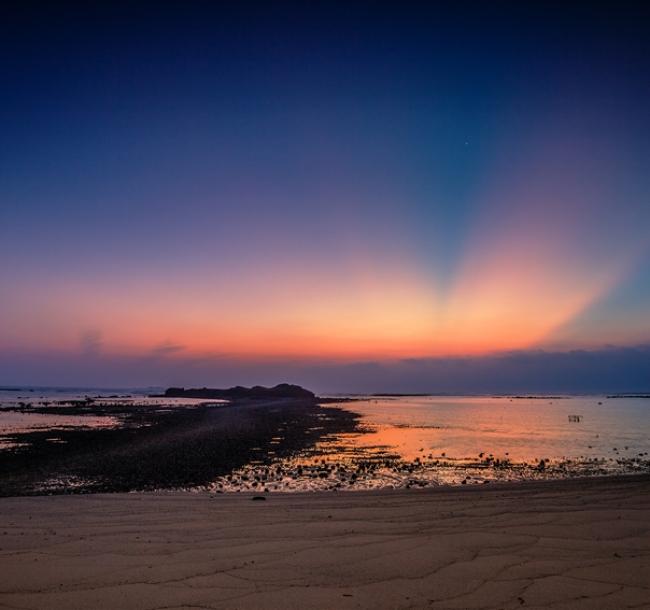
[162,383,316,400]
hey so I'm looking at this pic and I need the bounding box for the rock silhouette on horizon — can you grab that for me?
[162,383,316,400]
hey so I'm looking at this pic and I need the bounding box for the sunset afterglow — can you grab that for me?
[1,3,648,390]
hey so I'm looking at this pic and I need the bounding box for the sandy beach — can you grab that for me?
[1,475,649,609]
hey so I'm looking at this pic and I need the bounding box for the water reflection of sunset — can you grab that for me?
[314,396,650,464]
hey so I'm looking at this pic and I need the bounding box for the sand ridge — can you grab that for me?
[0,475,649,609]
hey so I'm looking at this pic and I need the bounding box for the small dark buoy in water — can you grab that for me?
[251,496,266,501]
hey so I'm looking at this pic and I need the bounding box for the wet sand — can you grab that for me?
[1,475,649,609]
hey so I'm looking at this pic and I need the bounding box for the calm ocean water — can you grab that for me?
[214,395,650,491]
[323,395,650,462]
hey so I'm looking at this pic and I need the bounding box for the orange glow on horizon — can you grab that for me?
[2,129,644,363]
[1,239,636,361]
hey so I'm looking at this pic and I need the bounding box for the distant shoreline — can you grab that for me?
[4,385,650,397]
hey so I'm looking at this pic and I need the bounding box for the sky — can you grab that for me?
[1,2,649,392]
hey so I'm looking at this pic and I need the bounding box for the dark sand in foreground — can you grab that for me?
[1,475,649,609]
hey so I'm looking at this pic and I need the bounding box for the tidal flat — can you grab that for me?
[1,392,649,496]
[0,393,359,496]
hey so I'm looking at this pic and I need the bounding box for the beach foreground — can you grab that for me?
[1,476,649,610]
